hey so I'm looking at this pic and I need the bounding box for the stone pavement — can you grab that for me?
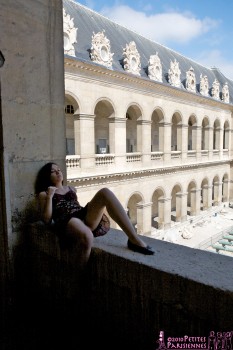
[150,204,233,257]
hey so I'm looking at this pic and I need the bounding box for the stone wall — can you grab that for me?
[0,0,65,255]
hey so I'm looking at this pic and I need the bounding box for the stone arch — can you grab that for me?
[126,104,143,153]
[201,116,210,150]
[94,99,115,154]
[223,120,230,149]
[171,184,182,222]
[213,119,221,150]
[151,108,165,152]
[151,187,165,229]
[126,192,144,232]
[188,114,197,151]
[171,112,182,151]
[65,92,80,155]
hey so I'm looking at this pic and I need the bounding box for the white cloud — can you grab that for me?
[196,50,233,81]
[100,5,218,45]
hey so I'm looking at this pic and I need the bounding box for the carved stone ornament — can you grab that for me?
[211,79,220,100]
[200,74,209,96]
[90,30,114,68]
[222,82,229,103]
[123,41,141,76]
[148,52,162,82]
[168,59,181,88]
[63,9,77,56]
[185,67,196,93]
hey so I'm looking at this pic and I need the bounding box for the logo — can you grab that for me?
[156,331,233,350]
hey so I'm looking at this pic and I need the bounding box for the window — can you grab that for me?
[65,104,74,114]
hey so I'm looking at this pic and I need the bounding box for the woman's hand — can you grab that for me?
[46,186,57,198]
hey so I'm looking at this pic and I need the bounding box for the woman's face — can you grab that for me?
[50,164,63,185]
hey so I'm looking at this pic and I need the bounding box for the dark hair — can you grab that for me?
[34,162,57,194]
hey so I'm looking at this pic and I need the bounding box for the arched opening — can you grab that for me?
[94,100,114,154]
[187,181,197,216]
[201,178,209,211]
[126,105,142,153]
[212,175,220,206]
[223,120,230,149]
[171,113,182,151]
[222,173,229,203]
[201,117,209,150]
[127,192,143,232]
[151,109,164,152]
[65,94,79,155]
[171,184,182,222]
[188,115,197,151]
[213,119,220,150]
[151,188,165,229]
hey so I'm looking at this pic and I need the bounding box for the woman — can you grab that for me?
[35,162,154,267]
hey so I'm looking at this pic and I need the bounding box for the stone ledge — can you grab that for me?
[22,221,233,348]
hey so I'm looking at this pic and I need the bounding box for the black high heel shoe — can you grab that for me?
[127,239,155,255]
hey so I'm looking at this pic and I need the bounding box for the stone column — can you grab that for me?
[219,127,223,159]
[176,192,188,222]
[190,189,201,216]
[202,185,212,210]
[158,197,171,230]
[137,119,151,167]
[179,124,188,161]
[213,182,222,206]
[136,202,152,236]
[160,122,171,162]
[109,116,127,168]
[74,113,95,169]
[207,126,213,158]
[222,179,229,203]
[194,126,202,159]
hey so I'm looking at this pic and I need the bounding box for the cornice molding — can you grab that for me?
[67,159,231,187]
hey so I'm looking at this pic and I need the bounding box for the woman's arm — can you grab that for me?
[38,186,57,224]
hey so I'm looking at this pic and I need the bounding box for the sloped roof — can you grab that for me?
[63,0,233,105]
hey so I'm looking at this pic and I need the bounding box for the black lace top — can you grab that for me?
[52,188,85,226]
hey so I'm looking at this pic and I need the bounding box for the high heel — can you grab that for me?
[127,239,155,255]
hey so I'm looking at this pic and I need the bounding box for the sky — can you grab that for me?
[74,0,233,81]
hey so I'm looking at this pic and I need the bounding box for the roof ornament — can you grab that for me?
[63,9,77,57]
[211,79,220,100]
[185,67,196,93]
[199,74,209,96]
[168,59,181,88]
[222,82,229,103]
[90,30,114,68]
[123,41,141,76]
[148,52,162,82]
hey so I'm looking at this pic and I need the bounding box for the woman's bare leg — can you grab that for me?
[65,217,94,268]
[85,188,148,248]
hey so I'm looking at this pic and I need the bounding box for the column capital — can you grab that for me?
[159,122,171,127]
[109,116,127,124]
[202,184,212,189]
[190,188,202,193]
[177,124,188,129]
[74,113,95,121]
[158,197,171,203]
[176,192,188,198]
[136,119,152,125]
[136,201,153,209]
